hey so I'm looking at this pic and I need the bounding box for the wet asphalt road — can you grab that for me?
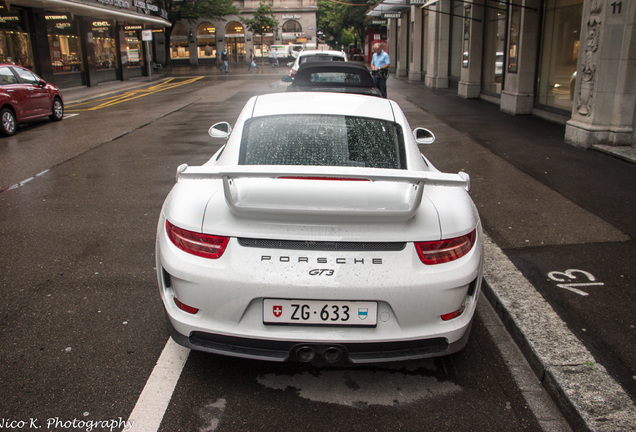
[0,72,603,431]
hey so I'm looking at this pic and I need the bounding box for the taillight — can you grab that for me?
[441,305,465,321]
[415,230,476,265]
[166,220,229,259]
[174,297,199,314]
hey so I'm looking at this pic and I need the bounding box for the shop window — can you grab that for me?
[125,27,143,67]
[197,23,216,59]
[92,21,117,70]
[255,34,273,58]
[537,0,583,112]
[0,7,34,68]
[170,23,189,60]
[462,7,471,68]
[507,5,520,73]
[46,13,82,73]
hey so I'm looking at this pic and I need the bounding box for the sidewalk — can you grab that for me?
[60,71,636,431]
[387,76,636,432]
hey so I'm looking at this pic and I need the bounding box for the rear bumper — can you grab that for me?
[167,316,472,364]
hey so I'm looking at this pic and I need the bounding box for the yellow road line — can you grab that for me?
[65,77,204,112]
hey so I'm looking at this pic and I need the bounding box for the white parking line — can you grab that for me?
[123,338,190,432]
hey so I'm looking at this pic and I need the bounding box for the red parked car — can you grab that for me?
[0,64,64,136]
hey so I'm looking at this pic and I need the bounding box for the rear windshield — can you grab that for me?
[308,72,362,84]
[239,114,406,169]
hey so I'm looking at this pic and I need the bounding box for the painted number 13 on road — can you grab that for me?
[547,269,604,296]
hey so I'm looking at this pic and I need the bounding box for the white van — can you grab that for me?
[269,44,305,60]
[268,45,289,59]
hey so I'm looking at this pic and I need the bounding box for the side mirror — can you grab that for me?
[281,75,292,82]
[413,127,435,145]
[209,122,232,139]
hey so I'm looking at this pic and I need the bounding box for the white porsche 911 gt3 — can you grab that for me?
[156,92,483,364]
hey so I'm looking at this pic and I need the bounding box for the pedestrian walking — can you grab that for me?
[248,49,260,72]
[371,43,390,98]
[219,48,229,73]
[272,48,279,67]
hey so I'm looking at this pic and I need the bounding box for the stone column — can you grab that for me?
[396,14,410,77]
[188,26,198,65]
[425,0,450,89]
[565,0,636,147]
[388,19,399,75]
[458,2,484,99]
[500,0,540,114]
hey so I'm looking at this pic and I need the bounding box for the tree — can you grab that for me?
[161,0,240,65]
[241,1,279,68]
[317,0,371,51]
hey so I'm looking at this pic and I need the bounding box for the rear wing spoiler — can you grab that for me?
[176,164,470,221]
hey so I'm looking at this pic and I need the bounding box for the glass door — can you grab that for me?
[536,0,583,112]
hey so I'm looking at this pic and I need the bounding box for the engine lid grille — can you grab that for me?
[238,238,406,252]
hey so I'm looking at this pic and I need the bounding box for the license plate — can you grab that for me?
[263,299,377,326]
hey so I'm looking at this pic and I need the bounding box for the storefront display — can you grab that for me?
[46,13,82,73]
[254,34,273,58]
[170,23,189,60]
[0,6,34,69]
[124,26,143,67]
[197,23,216,60]
[92,20,117,70]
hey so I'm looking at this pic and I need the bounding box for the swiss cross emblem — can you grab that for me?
[273,305,282,318]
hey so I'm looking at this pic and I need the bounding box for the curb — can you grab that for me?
[481,235,636,432]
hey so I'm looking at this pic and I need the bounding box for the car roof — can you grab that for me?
[298,49,347,58]
[250,92,395,122]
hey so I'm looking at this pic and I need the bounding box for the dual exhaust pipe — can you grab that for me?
[294,345,346,364]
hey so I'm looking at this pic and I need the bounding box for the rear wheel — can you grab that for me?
[50,97,63,121]
[1,107,17,136]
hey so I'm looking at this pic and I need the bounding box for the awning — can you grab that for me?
[4,0,171,27]
[366,0,410,17]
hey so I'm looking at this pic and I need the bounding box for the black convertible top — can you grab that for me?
[286,62,382,97]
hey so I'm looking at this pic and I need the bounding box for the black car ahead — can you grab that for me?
[283,62,382,97]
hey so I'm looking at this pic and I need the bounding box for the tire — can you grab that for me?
[1,107,17,136]
[50,97,63,121]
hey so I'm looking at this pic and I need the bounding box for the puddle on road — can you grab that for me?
[257,361,460,408]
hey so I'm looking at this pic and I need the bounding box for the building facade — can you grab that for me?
[369,0,635,149]
[168,0,318,66]
[1,0,170,88]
